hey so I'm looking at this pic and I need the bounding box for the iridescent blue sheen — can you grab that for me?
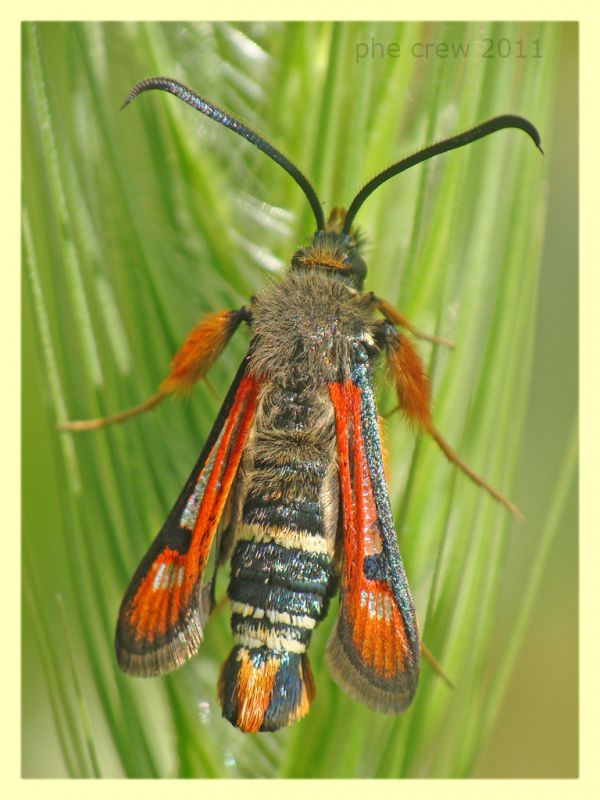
[352,347,419,648]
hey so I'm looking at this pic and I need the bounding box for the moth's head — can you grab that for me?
[291,207,367,289]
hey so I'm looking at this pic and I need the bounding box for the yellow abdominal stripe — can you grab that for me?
[237,523,329,554]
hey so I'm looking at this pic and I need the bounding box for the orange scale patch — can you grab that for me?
[128,548,186,642]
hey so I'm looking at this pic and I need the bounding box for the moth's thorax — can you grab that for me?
[248,270,376,388]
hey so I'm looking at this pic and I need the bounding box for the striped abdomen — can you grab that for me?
[218,386,338,732]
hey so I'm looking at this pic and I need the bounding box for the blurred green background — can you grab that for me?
[22,21,577,778]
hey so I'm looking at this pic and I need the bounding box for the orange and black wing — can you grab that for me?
[115,359,259,677]
[327,347,420,713]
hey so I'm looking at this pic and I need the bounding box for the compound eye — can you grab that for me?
[291,248,305,268]
[346,253,367,280]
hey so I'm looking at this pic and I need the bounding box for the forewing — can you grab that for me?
[327,349,420,713]
[116,360,259,676]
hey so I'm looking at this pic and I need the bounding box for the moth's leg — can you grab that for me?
[59,306,251,432]
[421,642,453,689]
[376,320,522,519]
[367,292,454,348]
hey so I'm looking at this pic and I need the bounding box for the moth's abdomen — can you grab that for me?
[219,534,333,732]
[218,386,337,732]
[228,539,333,653]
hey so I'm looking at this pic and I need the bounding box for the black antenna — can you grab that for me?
[343,115,543,234]
[122,77,325,232]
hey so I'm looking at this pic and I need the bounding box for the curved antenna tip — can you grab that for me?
[119,89,135,112]
[120,81,146,111]
[343,113,544,232]
[507,114,544,154]
[116,76,325,230]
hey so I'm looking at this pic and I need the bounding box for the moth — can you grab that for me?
[61,77,541,733]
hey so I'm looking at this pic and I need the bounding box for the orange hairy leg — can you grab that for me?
[58,307,249,431]
[383,323,522,520]
[371,294,455,348]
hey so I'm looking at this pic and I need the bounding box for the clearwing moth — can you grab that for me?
[60,77,542,733]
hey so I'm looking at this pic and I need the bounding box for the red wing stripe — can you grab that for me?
[330,381,354,557]
[184,375,258,603]
[330,378,411,679]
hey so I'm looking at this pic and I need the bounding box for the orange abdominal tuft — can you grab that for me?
[235,651,280,733]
